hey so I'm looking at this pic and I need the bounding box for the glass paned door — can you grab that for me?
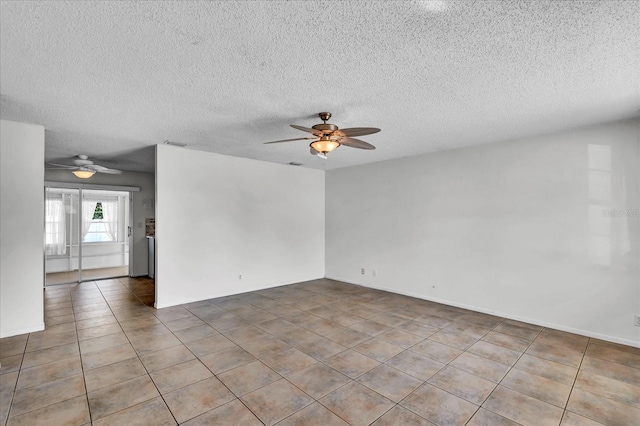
[44,187,131,285]
[80,189,130,281]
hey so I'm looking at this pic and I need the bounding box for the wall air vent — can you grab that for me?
[288,162,303,166]
[163,140,188,147]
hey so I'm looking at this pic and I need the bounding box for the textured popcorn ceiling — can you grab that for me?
[1,1,638,172]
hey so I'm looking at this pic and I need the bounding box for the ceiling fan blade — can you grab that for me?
[96,169,123,174]
[264,137,316,144]
[87,164,106,171]
[339,138,376,150]
[335,127,381,137]
[47,163,78,169]
[290,124,323,136]
[85,164,122,174]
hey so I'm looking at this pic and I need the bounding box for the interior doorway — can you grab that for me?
[45,187,132,285]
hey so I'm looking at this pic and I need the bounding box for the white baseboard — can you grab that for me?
[326,275,640,349]
[154,276,325,309]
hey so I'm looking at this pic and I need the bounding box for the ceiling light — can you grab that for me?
[310,139,340,155]
[418,0,448,12]
[72,169,96,179]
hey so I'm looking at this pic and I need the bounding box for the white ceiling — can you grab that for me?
[1,1,638,173]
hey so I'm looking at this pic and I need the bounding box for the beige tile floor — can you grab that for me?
[1,278,639,425]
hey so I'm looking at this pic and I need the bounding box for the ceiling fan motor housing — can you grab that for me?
[74,158,93,166]
[314,112,337,134]
[312,123,338,134]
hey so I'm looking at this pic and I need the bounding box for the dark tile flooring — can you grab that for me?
[0,278,639,425]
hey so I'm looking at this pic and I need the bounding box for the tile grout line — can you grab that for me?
[221,298,366,423]
[390,318,501,425]
[105,277,181,425]
[209,292,636,426]
[435,321,502,426]
[164,294,520,420]
[387,315,571,425]
[15,280,220,424]
[70,283,93,426]
[75,281,117,422]
[324,301,487,424]
[317,312,489,424]
[3,329,28,424]
[248,299,397,424]
[198,294,395,425]
[4,280,637,425]
[561,336,600,425]
[159,297,276,424]
[5,285,77,424]
[49,278,161,424]
[182,300,311,424]
[562,334,589,423]
[469,324,544,425]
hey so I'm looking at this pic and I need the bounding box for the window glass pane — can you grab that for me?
[83,221,114,242]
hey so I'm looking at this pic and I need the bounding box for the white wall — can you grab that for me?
[155,144,325,308]
[1,120,45,337]
[326,118,640,346]
[45,169,155,277]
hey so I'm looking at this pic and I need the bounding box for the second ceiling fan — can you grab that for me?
[264,112,380,159]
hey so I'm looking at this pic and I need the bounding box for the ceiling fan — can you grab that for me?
[47,155,123,179]
[264,112,380,159]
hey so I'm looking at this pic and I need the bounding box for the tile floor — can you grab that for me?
[1,278,639,425]
[45,266,129,286]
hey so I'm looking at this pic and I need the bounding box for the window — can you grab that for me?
[84,221,113,242]
[45,196,66,255]
[83,201,118,243]
[93,202,104,220]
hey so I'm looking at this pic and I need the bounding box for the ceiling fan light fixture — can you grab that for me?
[310,140,340,154]
[72,169,96,179]
[264,112,379,157]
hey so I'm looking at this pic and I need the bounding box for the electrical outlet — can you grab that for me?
[635,315,640,327]
[238,275,242,280]
[361,268,365,275]
[372,269,377,277]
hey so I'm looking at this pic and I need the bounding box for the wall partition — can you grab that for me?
[1,119,45,338]
[44,183,138,285]
[154,144,325,308]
